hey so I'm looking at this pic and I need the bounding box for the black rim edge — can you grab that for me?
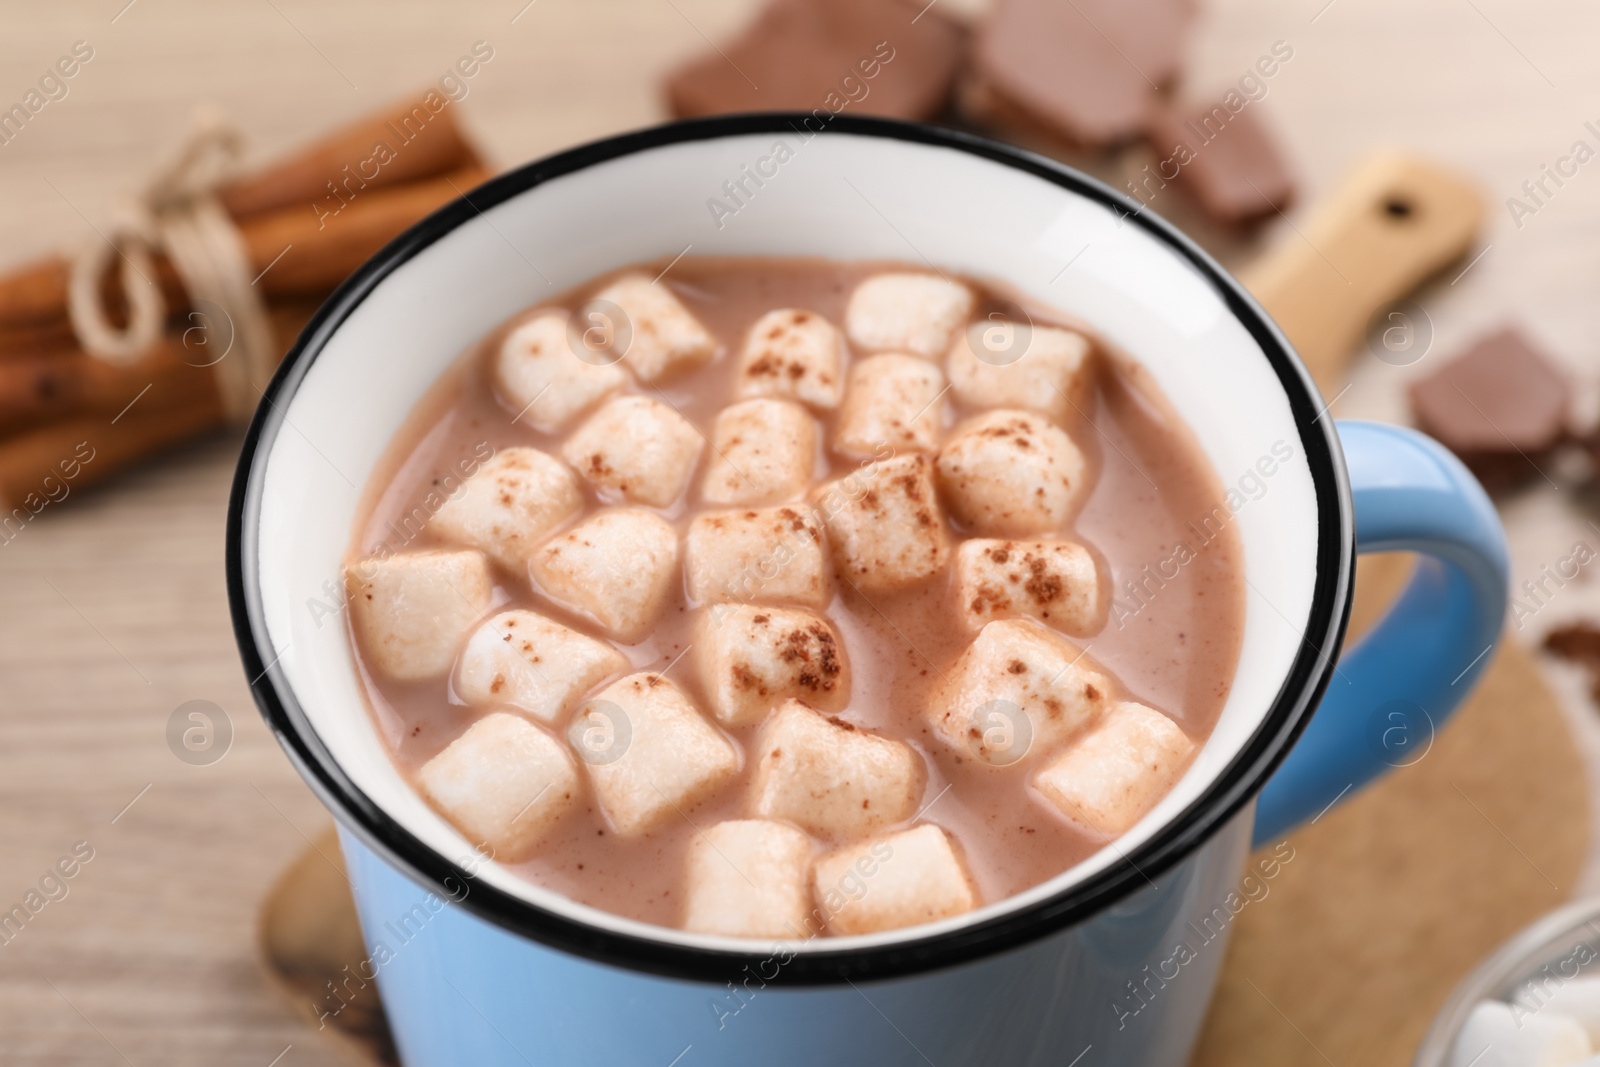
[225,113,1355,986]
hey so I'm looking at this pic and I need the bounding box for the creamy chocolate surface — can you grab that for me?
[346,257,1246,932]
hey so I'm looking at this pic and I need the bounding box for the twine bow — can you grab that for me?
[67,110,275,421]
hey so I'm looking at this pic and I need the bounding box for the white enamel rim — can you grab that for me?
[227,115,1352,983]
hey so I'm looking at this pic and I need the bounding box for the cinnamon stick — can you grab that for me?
[220,98,482,219]
[0,94,482,338]
[0,389,225,519]
[0,164,489,352]
[0,299,324,434]
[0,302,317,512]
[240,164,490,298]
[0,261,85,341]
[0,349,200,435]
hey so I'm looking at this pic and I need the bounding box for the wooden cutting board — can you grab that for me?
[1191,611,1586,1066]
[1191,157,1588,1066]
[255,157,1590,1067]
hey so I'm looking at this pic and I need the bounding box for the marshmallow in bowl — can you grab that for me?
[574,673,739,837]
[734,308,846,411]
[927,619,1111,763]
[682,819,814,940]
[693,605,849,726]
[346,549,493,682]
[1513,978,1600,1044]
[936,409,1090,536]
[529,509,679,642]
[684,506,830,609]
[562,395,704,508]
[495,311,629,432]
[750,700,921,839]
[1033,702,1195,836]
[592,273,716,382]
[816,453,949,595]
[417,711,579,862]
[1447,999,1591,1067]
[814,824,976,936]
[946,322,1094,425]
[953,538,1104,635]
[701,398,817,506]
[833,353,947,457]
[454,610,628,724]
[429,447,583,571]
[845,272,975,359]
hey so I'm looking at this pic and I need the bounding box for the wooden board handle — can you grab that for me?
[1239,154,1484,394]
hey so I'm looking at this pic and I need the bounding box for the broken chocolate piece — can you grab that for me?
[1577,427,1600,482]
[1408,327,1569,494]
[968,0,1194,147]
[1543,622,1600,702]
[1144,100,1296,225]
[663,0,965,122]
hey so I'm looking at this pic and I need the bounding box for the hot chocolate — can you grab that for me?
[343,256,1245,939]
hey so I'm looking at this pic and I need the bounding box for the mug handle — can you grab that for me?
[1251,420,1510,845]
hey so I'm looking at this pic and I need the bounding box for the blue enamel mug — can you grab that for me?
[227,116,1508,1066]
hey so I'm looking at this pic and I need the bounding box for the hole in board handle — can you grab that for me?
[1382,196,1416,220]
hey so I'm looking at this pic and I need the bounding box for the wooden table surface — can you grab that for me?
[4,1,1600,1063]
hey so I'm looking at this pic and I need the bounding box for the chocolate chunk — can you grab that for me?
[663,0,965,122]
[1144,100,1296,224]
[1577,427,1600,479]
[1408,327,1570,494]
[1543,622,1600,702]
[967,0,1195,147]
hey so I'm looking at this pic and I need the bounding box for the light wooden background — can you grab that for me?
[4,1,1600,1064]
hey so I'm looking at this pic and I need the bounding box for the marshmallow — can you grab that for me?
[347,550,493,682]
[833,353,946,457]
[751,700,921,839]
[927,619,1111,764]
[845,273,975,360]
[817,453,949,595]
[685,506,829,609]
[734,308,845,411]
[1514,978,1600,1043]
[574,673,739,837]
[695,606,849,726]
[937,410,1090,536]
[494,311,629,432]
[417,712,579,862]
[429,447,582,571]
[1447,999,1591,1067]
[454,610,628,724]
[954,539,1104,635]
[529,509,679,642]
[1034,702,1195,836]
[562,395,704,508]
[682,819,814,939]
[947,323,1094,425]
[813,824,975,936]
[701,399,817,506]
[592,273,715,382]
